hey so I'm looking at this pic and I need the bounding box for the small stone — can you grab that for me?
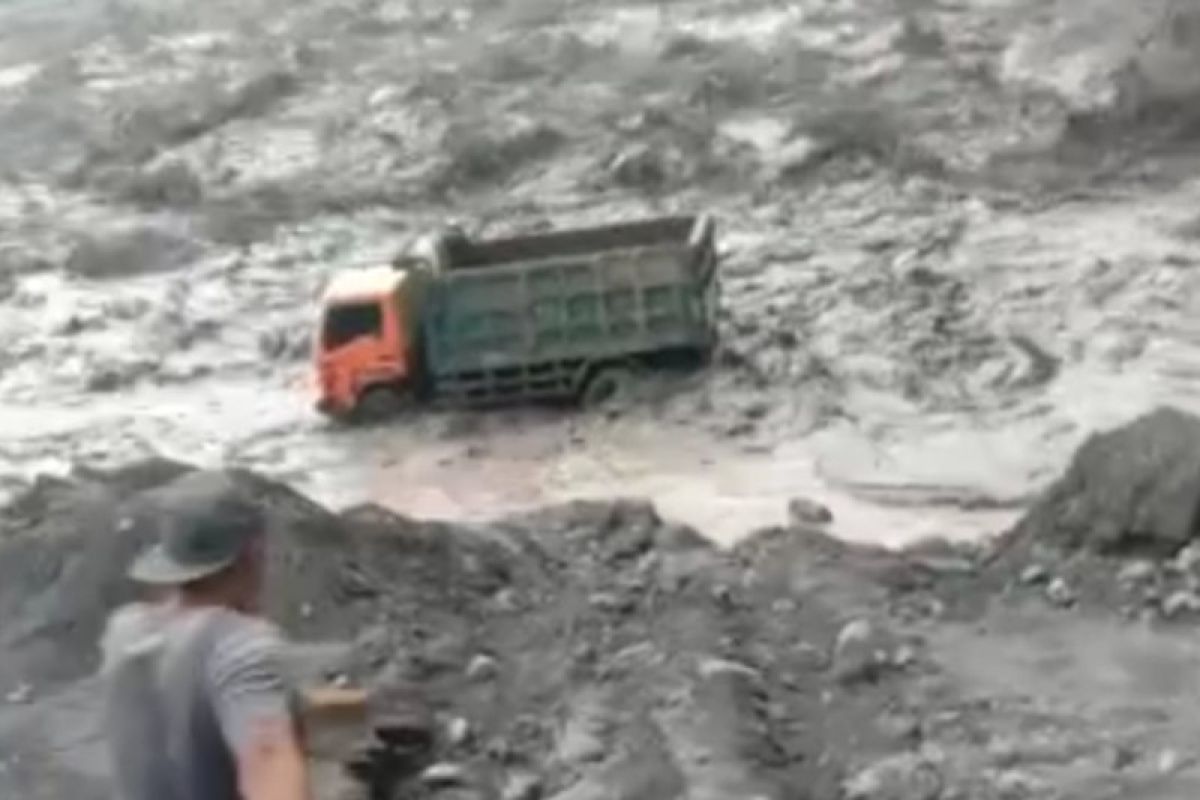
[843,753,942,800]
[466,654,499,681]
[1019,564,1048,585]
[892,645,917,668]
[1157,749,1181,774]
[787,497,833,527]
[445,716,471,747]
[1175,542,1200,573]
[609,144,667,187]
[421,762,468,788]
[4,684,31,704]
[1117,561,1157,585]
[878,714,922,746]
[501,771,543,800]
[492,588,519,612]
[772,598,799,614]
[300,602,314,620]
[1161,591,1200,618]
[832,618,894,685]
[990,769,1048,799]
[1045,577,1075,607]
[698,657,762,684]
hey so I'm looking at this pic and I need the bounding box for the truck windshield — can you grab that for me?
[322,302,382,350]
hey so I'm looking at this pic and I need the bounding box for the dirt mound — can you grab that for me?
[0,461,911,799]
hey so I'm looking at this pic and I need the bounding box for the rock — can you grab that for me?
[832,618,895,685]
[445,716,471,747]
[771,136,824,180]
[988,769,1048,799]
[878,714,922,746]
[502,771,543,800]
[1045,577,1075,607]
[1018,564,1049,585]
[609,144,668,188]
[115,158,203,207]
[1161,590,1200,618]
[1173,542,1200,573]
[698,657,762,685]
[843,753,942,800]
[1009,408,1200,555]
[421,762,469,788]
[556,700,609,765]
[258,328,308,361]
[466,654,498,681]
[64,224,201,279]
[1117,560,1157,585]
[787,497,833,527]
[4,683,32,704]
[1157,748,1182,774]
[83,357,156,392]
[892,645,917,668]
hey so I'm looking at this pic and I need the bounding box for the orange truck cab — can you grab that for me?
[313,264,426,419]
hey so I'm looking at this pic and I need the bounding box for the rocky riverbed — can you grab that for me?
[7,409,1200,799]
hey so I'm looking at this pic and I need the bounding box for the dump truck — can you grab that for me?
[312,213,718,420]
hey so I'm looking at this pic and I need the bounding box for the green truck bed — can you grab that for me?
[421,214,718,404]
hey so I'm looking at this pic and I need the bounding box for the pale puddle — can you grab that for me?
[301,413,1022,548]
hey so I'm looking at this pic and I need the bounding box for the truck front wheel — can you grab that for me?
[352,385,410,424]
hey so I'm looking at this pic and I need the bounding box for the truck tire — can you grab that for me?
[579,365,634,410]
[352,386,409,425]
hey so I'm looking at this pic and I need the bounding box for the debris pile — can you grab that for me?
[0,460,905,799]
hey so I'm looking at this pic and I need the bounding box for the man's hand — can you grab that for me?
[237,717,313,800]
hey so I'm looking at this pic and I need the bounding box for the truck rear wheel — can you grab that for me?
[579,365,634,410]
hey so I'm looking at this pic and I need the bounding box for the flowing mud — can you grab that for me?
[3,0,1200,542]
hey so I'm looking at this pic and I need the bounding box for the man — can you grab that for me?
[100,470,312,800]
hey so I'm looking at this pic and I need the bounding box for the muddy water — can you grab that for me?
[4,0,1200,550]
[8,179,1200,547]
[307,413,1021,546]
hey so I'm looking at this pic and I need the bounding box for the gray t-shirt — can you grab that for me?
[99,603,299,800]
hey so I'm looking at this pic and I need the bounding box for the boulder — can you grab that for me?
[1008,408,1200,556]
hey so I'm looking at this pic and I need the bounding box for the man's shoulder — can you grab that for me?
[101,603,283,669]
[205,608,284,646]
[204,609,288,681]
[101,602,170,668]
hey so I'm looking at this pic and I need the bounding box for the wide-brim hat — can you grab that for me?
[129,471,266,586]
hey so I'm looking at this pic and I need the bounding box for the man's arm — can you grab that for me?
[207,619,312,800]
[234,718,312,800]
